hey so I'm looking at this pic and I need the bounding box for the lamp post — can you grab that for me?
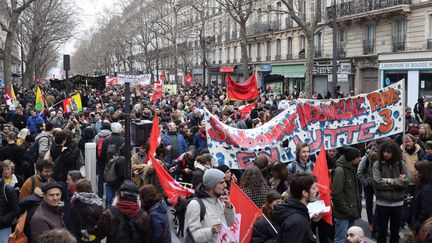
[332,0,338,98]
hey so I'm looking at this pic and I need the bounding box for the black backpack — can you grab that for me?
[174,196,206,238]
[109,206,145,243]
[25,135,50,165]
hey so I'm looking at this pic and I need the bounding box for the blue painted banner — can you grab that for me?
[205,80,404,169]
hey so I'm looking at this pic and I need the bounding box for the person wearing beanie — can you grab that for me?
[184,168,236,242]
[331,146,362,243]
[405,106,418,131]
[216,164,237,190]
[95,180,150,242]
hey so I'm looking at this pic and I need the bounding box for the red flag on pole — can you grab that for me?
[237,100,258,119]
[185,71,193,85]
[151,73,163,102]
[312,145,333,225]
[230,182,263,243]
[226,73,259,101]
[147,114,194,204]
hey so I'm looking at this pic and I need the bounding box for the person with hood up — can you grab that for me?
[184,169,236,243]
[332,146,362,243]
[93,121,111,197]
[272,173,320,243]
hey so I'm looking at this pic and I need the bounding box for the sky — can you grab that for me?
[51,0,121,77]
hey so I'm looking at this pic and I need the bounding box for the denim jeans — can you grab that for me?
[334,218,355,243]
[105,184,114,207]
[376,205,403,243]
[0,227,11,243]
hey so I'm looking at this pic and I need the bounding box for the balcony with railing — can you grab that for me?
[246,21,281,36]
[327,0,412,18]
[363,41,375,54]
[286,53,293,60]
[427,39,432,49]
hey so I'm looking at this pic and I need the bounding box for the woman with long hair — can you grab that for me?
[251,191,282,243]
[412,160,432,233]
[240,166,270,208]
[419,123,432,144]
[269,162,290,195]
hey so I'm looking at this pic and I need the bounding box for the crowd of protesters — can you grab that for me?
[1,81,432,243]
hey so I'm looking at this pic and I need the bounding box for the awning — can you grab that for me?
[272,63,306,78]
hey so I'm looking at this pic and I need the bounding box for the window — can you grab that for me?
[266,41,272,60]
[338,29,347,55]
[300,35,305,50]
[276,39,281,59]
[248,44,252,58]
[276,2,282,26]
[315,32,322,57]
[365,25,375,54]
[428,14,432,38]
[287,37,293,58]
[226,47,230,62]
[233,46,237,61]
[257,8,262,24]
[257,43,261,59]
[219,48,222,62]
[393,20,406,51]
[267,5,272,24]
[311,0,315,20]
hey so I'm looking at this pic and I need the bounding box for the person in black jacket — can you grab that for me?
[0,132,25,177]
[252,191,282,243]
[11,107,27,130]
[412,160,432,233]
[272,173,320,243]
[0,177,19,242]
[53,132,79,183]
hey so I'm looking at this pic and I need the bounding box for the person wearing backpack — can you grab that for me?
[34,122,55,158]
[184,169,236,243]
[95,180,150,243]
[93,121,111,197]
[53,132,80,183]
[19,159,55,201]
[0,176,19,242]
[103,145,126,206]
[288,142,314,174]
[372,141,410,243]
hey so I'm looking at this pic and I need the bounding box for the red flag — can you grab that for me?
[147,114,194,204]
[185,71,193,85]
[237,100,258,117]
[63,98,72,113]
[151,73,163,102]
[312,145,333,225]
[230,182,263,243]
[226,73,259,101]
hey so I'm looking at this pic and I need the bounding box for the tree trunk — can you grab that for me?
[3,12,20,90]
[173,11,178,84]
[305,33,315,98]
[240,22,248,81]
[22,43,37,89]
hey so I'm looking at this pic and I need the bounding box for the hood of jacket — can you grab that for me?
[194,184,212,199]
[272,197,309,226]
[149,199,168,214]
[335,155,356,170]
[98,129,112,138]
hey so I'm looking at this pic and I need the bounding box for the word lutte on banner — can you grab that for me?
[226,74,259,101]
[205,80,405,169]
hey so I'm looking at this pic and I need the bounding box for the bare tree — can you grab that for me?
[0,0,38,90]
[216,0,254,80]
[19,0,76,88]
[280,0,322,97]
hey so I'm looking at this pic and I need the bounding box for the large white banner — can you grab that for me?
[117,74,151,86]
[205,80,404,169]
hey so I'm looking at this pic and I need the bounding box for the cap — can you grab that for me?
[406,106,412,111]
[216,164,230,173]
[41,182,63,193]
[203,169,225,189]
[118,180,139,200]
[343,146,361,162]
[111,122,123,134]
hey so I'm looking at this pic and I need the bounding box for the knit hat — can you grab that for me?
[408,127,420,136]
[343,146,361,162]
[118,180,139,200]
[203,169,225,189]
[111,122,123,134]
[217,164,230,173]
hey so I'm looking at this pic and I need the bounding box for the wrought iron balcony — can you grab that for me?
[327,0,412,18]
[315,50,322,58]
[286,53,293,60]
[427,39,432,49]
[246,21,281,36]
[392,41,405,52]
[363,41,375,54]
[226,59,230,63]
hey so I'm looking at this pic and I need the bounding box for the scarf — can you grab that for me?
[199,128,206,139]
[405,146,417,155]
[72,192,103,207]
[116,200,141,218]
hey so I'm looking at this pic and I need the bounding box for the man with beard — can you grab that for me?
[272,173,320,243]
[19,159,55,200]
[184,169,236,243]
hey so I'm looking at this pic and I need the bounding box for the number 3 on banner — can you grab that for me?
[378,109,393,134]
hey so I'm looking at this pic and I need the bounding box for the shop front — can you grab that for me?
[379,51,432,108]
[271,62,306,95]
[313,62,353,96]
[258,64,272,90]
[207,66,221,85]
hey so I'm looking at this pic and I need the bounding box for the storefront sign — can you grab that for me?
[259,64,272,72]
[314,63,352,75]
[379,61,432,70]
[192,68,203,75]
[220,66,235,73]
[205,80,404,169]
[338,74,348,82]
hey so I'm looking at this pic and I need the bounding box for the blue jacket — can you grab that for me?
[148,200,171,243]
[161,132,187,164]
[193,132,207,153]
[27,115,44,134]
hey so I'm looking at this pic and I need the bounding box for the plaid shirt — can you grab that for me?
[242,185,270,208]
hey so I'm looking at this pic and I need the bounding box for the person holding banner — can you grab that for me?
[184,169,236,243]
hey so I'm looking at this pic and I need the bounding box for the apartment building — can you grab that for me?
[126,0,432,105]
